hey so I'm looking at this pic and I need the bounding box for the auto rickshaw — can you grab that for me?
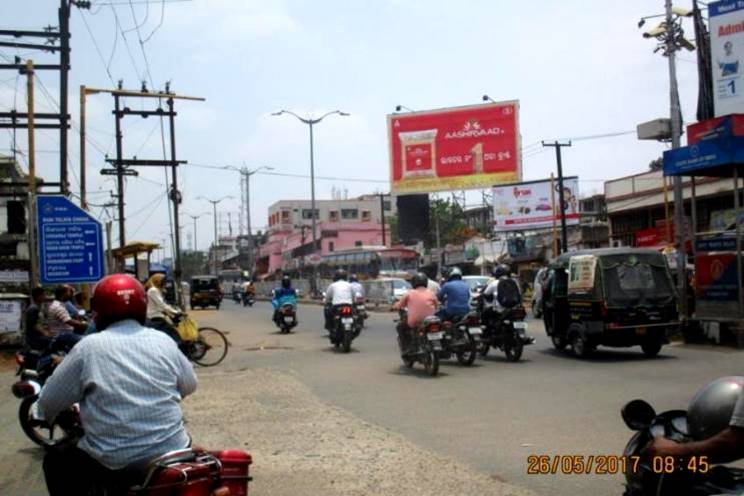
[189,275,222,310]
[542,248,679,358]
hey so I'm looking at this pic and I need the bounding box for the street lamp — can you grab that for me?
[182,211,211,252]
[482,95,497,104]
[271,109,349,292]
[197,195,234,274]
[221,165,274,236]
[394,104,415,112]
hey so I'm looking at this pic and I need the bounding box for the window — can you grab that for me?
[302,208,319,220]
[383,200,391,211]
[281,210,290,223]
[341,208,358,219]
[355,240,363,247]
[361,210,371,222]
[329,210,339,222]
[328,241,335,252]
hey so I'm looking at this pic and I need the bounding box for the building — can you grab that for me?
[605,169,735,248]
[256,196,394,278]
[0,155,33,292]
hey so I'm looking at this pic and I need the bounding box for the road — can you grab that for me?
[0,300,741,495]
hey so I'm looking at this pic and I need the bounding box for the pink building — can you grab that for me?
[255,197,393,277]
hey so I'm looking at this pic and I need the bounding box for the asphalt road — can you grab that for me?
[206,300,743,496]
[0,300,741,496]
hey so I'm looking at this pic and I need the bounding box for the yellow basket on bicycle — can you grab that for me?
[177,315,199,342]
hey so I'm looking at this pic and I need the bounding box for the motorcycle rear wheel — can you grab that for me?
[189,327,228,366]
[456,334,477,366]
[342,331,352,353]
[503,338,524,362]
[423,350,439,377]
[478,341,490,357]
[19,396,72,447]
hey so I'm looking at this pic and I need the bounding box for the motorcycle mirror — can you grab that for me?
[621,399,656,430]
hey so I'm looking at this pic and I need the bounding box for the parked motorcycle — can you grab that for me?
[276,303,298,334]
[439,312,480,366]
[396,311,442,377]
[621,386,744,495]
[329,304,360,353]
[477,298,535,362]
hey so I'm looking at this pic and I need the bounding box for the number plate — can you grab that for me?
[513,322,528,330]
[342,317,354,324]
[283,316,294,323]
[427,331,444,340]
[468,326,483,335]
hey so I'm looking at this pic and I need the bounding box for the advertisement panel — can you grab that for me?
[388,102,520,194]
[491,177,579,231]
[695,252,739,301]
[710,0,744,116]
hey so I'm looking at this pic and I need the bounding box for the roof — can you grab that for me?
[111,242,160,259]
[554,247,665,264]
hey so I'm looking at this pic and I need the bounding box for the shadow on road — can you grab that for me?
[387,366,451,379]
[537,347,679,363]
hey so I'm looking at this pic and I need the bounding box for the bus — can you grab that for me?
[318,247,419,280]
[217,269,247,295]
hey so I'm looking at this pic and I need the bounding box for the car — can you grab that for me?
[535,203,552,211]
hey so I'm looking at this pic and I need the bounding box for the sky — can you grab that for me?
[2,0,703,257]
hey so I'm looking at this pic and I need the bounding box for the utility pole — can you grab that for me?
[666,0,687,318]
[26,61,39,288]
[58,0,71,194]
[542,141,572,253]
[113,93,126,246]
[379,193,387,246]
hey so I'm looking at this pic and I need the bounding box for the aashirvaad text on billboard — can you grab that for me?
[492,177,580,232]
[710,0,744,116]
[388,102,520,194]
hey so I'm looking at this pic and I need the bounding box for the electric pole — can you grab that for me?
[542,140,572,253]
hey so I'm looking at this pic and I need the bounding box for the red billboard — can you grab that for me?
[388,102,521,194]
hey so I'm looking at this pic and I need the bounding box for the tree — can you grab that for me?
[427,199,471,248]
[181,250,207,280]
[387,213,400,245]
[649,157,664,171]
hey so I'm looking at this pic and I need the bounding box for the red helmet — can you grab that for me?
[90,274,147,330]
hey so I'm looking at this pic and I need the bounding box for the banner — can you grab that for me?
[710,0,744,116]
[388,102,520,194]
[492,177,580,231]
[695,252,739,301]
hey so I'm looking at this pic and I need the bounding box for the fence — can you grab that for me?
[252,278,398,310]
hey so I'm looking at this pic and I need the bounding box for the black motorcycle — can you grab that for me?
[242,292,255,307]
[354,295,368,328]
[439,311,480,366]
[477,298,534,362]
[396,311,442,377]
[329,304,360,353]
[621,399,744,495]
[232,290,241,303]
[275,303,297,334]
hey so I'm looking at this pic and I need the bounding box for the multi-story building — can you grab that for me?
[256,195,394,277]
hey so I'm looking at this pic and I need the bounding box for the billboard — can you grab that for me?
[710,0,744,116]
[388,102,520,194]
[492,177,580,232]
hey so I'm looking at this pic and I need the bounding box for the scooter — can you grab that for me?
[276,303,297,334]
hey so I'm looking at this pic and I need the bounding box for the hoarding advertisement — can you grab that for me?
[710,0,744,116]
[695,252,739,301]
[388,102,520,194]
[492,177,580,231]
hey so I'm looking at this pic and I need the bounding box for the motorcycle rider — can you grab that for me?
[145,273,182,344]
[349,274,365,301]
[242,279,256,303]
[393,272,438,353]
[436,267,471,322]
[324,269,354,332]
[481,265,521,319]
[646,378,744,464]
[272,274,298,325]
[39,274,197,495]
[46,285,88,335]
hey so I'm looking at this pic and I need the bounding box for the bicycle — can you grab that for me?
[174,314,229,367]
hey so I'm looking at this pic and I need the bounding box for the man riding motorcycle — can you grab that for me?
[349,274,365,300]
[646,377,744,464]
[39,273,198,495]
[324,269,354,332]
[272,275,298,325]
[436,267,471,322]
[481,264,522,319]
[393,272,438,354]
[242,279,256,302]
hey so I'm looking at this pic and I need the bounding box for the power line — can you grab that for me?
[143,0,166,43]
[77,9,116,85]
[187,163,389,183]
[93,0,191,5]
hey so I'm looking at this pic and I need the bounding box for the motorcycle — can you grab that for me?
[232,290,241,303]
[242,292,255,307]
[329,304,360,353]
[396,311,442,377]
[354,295,368,327]
[276,303,297,334]
[439,311,480,366]
[477,297,535,362]
[621,399,744,496]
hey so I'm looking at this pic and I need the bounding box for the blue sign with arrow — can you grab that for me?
[37,196,104,284]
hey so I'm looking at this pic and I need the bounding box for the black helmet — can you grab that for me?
[688,376,744,440]
[492,264,510,279]
[448,267,462,281]
[412,272,428,289]
[333,269,348,282]
[281,275,291,289]
[349,273,359,283]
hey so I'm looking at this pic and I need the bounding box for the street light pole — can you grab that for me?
[272,109,349,293]
[197,196,233,275]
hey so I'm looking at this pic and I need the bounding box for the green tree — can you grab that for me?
[427,199,471,248]
[181,250,207,280]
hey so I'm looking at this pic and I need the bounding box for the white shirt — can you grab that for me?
[146,287,179,320]
[325,280,354,305]
[350,281,365,300]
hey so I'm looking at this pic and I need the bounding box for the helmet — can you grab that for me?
[448,267,462,281]
[492,264,510,279]
[349,274,359,283]
[333,269,348,282]
[90,274,147,330]
[412,272,428,289]
[281,275,291,289]
[687,376,744,440]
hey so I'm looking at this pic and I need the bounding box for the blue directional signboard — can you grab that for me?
[37,196,104,284]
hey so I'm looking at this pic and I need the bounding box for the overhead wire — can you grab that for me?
[77,9,116,85]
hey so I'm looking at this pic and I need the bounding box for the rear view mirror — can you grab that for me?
[621,399,656,431]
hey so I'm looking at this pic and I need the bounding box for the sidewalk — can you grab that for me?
[187,368,536,496]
